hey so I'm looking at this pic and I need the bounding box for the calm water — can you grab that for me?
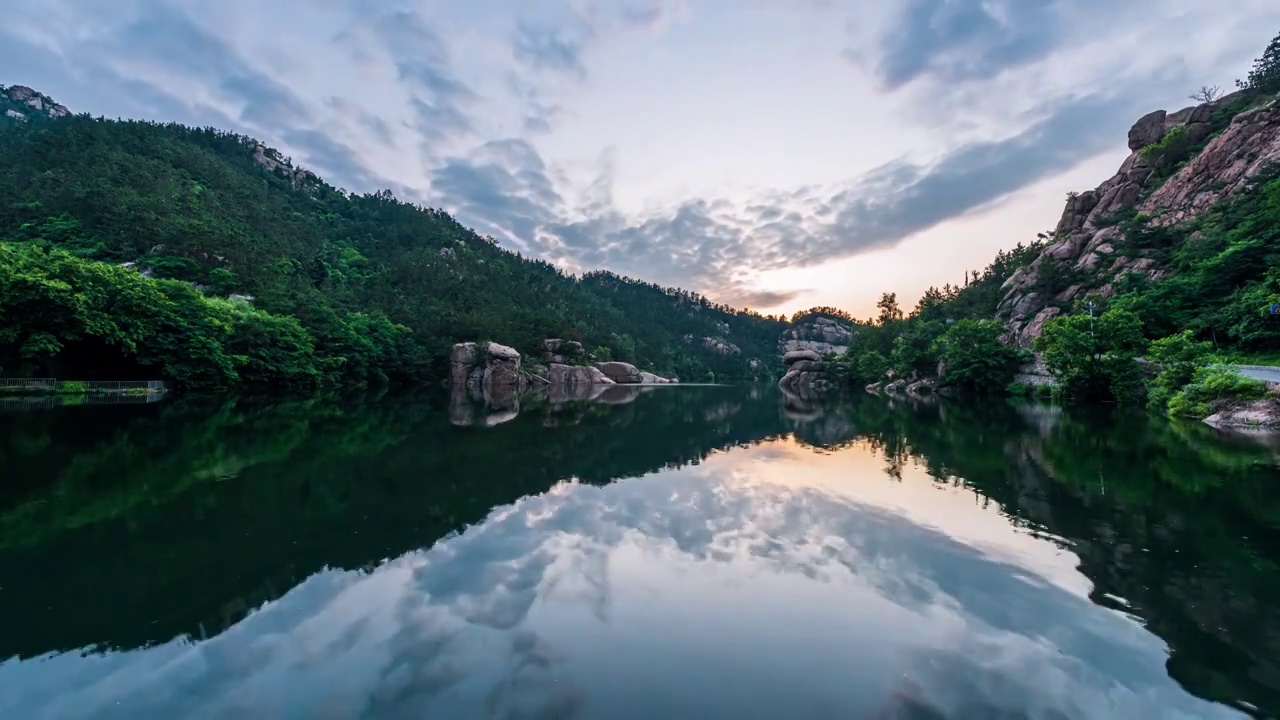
[1,385,1278,719]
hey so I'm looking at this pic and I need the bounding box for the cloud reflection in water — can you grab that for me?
[0,439,1238,719]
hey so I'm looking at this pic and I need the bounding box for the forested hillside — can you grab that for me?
[0,87,786,387]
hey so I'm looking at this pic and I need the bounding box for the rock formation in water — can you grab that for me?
[996,91,1280,347]
[778,349,838,392]
[778,316,855,356]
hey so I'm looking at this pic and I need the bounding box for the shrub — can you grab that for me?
[1146,330,1215,410]
[1167,364,1269,418]
[56,380,88,394]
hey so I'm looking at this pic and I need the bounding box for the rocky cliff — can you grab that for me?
[996,90,1280,346]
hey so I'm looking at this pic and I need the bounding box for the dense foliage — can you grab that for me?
[932,319,1030,395]
[1105,167,1280,358]
[0,112,786,387]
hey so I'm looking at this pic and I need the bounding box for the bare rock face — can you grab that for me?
[1141,101,1280,227]
[778,316,854,357]
[448,342,525,425]
[593,361,675,384]
[996,91,1274,347]
[1012,354,1057,389]
[905,378,935,396]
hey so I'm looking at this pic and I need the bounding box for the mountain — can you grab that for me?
[0,85,788,387]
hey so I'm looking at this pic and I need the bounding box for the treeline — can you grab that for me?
[0,114,785,387]
[814,241,1046,394]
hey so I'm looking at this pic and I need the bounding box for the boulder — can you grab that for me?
[1128,109,1168,151]
[595,361,643,384]
[1203,397,1280,430]
[547,363,614,387]
[884,379,907,394]
[865,382,883,394]
[784,349,822,364]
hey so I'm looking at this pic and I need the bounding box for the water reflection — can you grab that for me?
[1,387,1277,718]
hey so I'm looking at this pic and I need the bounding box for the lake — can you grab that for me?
[1,384,1278,719]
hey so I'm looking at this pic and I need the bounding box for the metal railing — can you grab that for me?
[0,377,57,391]
[0,378,165,393]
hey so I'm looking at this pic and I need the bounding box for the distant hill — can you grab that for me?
[0,84,788,387]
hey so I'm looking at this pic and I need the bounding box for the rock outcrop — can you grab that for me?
[541,339,586,365]
[0,85,71,121]
[251,143,319,190]
[997,91,1280,347]
[778,316,854,357]
[701,336,741,355]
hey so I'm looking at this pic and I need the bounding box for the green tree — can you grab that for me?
[1238,30,1280,94]
[876,292,904,326]
[1034,308,1149,402]
[933,319,1029,395]
[855,350,890,384]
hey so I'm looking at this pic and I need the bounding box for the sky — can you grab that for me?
[3,1,1279,318]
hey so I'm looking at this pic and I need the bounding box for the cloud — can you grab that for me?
[431,140,565,250]
[280,129,384,190]
[431,88,1156,300]
[716,288,807,310]
[511,19,593,80]
[335,8,477,150]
